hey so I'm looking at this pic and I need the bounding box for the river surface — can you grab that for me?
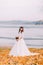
[0,23,43,48]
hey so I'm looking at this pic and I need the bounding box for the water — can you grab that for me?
[0,21,43,48]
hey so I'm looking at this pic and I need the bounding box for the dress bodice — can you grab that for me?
[18,32,24,39]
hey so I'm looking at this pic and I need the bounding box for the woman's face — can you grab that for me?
[20,28,23,31]
[19,27,24,33]
[20,28,24,32]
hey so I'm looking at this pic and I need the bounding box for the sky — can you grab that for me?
[0,0,43,21]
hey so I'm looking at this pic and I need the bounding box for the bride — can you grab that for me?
[9,26,39,56]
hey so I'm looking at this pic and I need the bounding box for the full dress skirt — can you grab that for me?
[9,38,31,56]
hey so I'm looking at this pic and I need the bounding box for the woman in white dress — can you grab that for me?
[9,26,39,56]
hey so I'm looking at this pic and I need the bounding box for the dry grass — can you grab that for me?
[0,48,43,65]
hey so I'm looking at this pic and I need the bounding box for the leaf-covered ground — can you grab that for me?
[0,48,43,65]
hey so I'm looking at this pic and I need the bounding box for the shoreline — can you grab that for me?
[0,45,43,49]
[0,46,43,49]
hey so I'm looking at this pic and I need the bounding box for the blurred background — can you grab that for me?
[0,0,43,48]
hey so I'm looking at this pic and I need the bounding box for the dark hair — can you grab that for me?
[19,26,24,33]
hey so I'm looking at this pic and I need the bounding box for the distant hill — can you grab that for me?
[33,20,43,25]
[0,20,43,25]
[24,20,43,25]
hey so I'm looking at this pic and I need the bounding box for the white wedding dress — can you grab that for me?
[9,32,39,56]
